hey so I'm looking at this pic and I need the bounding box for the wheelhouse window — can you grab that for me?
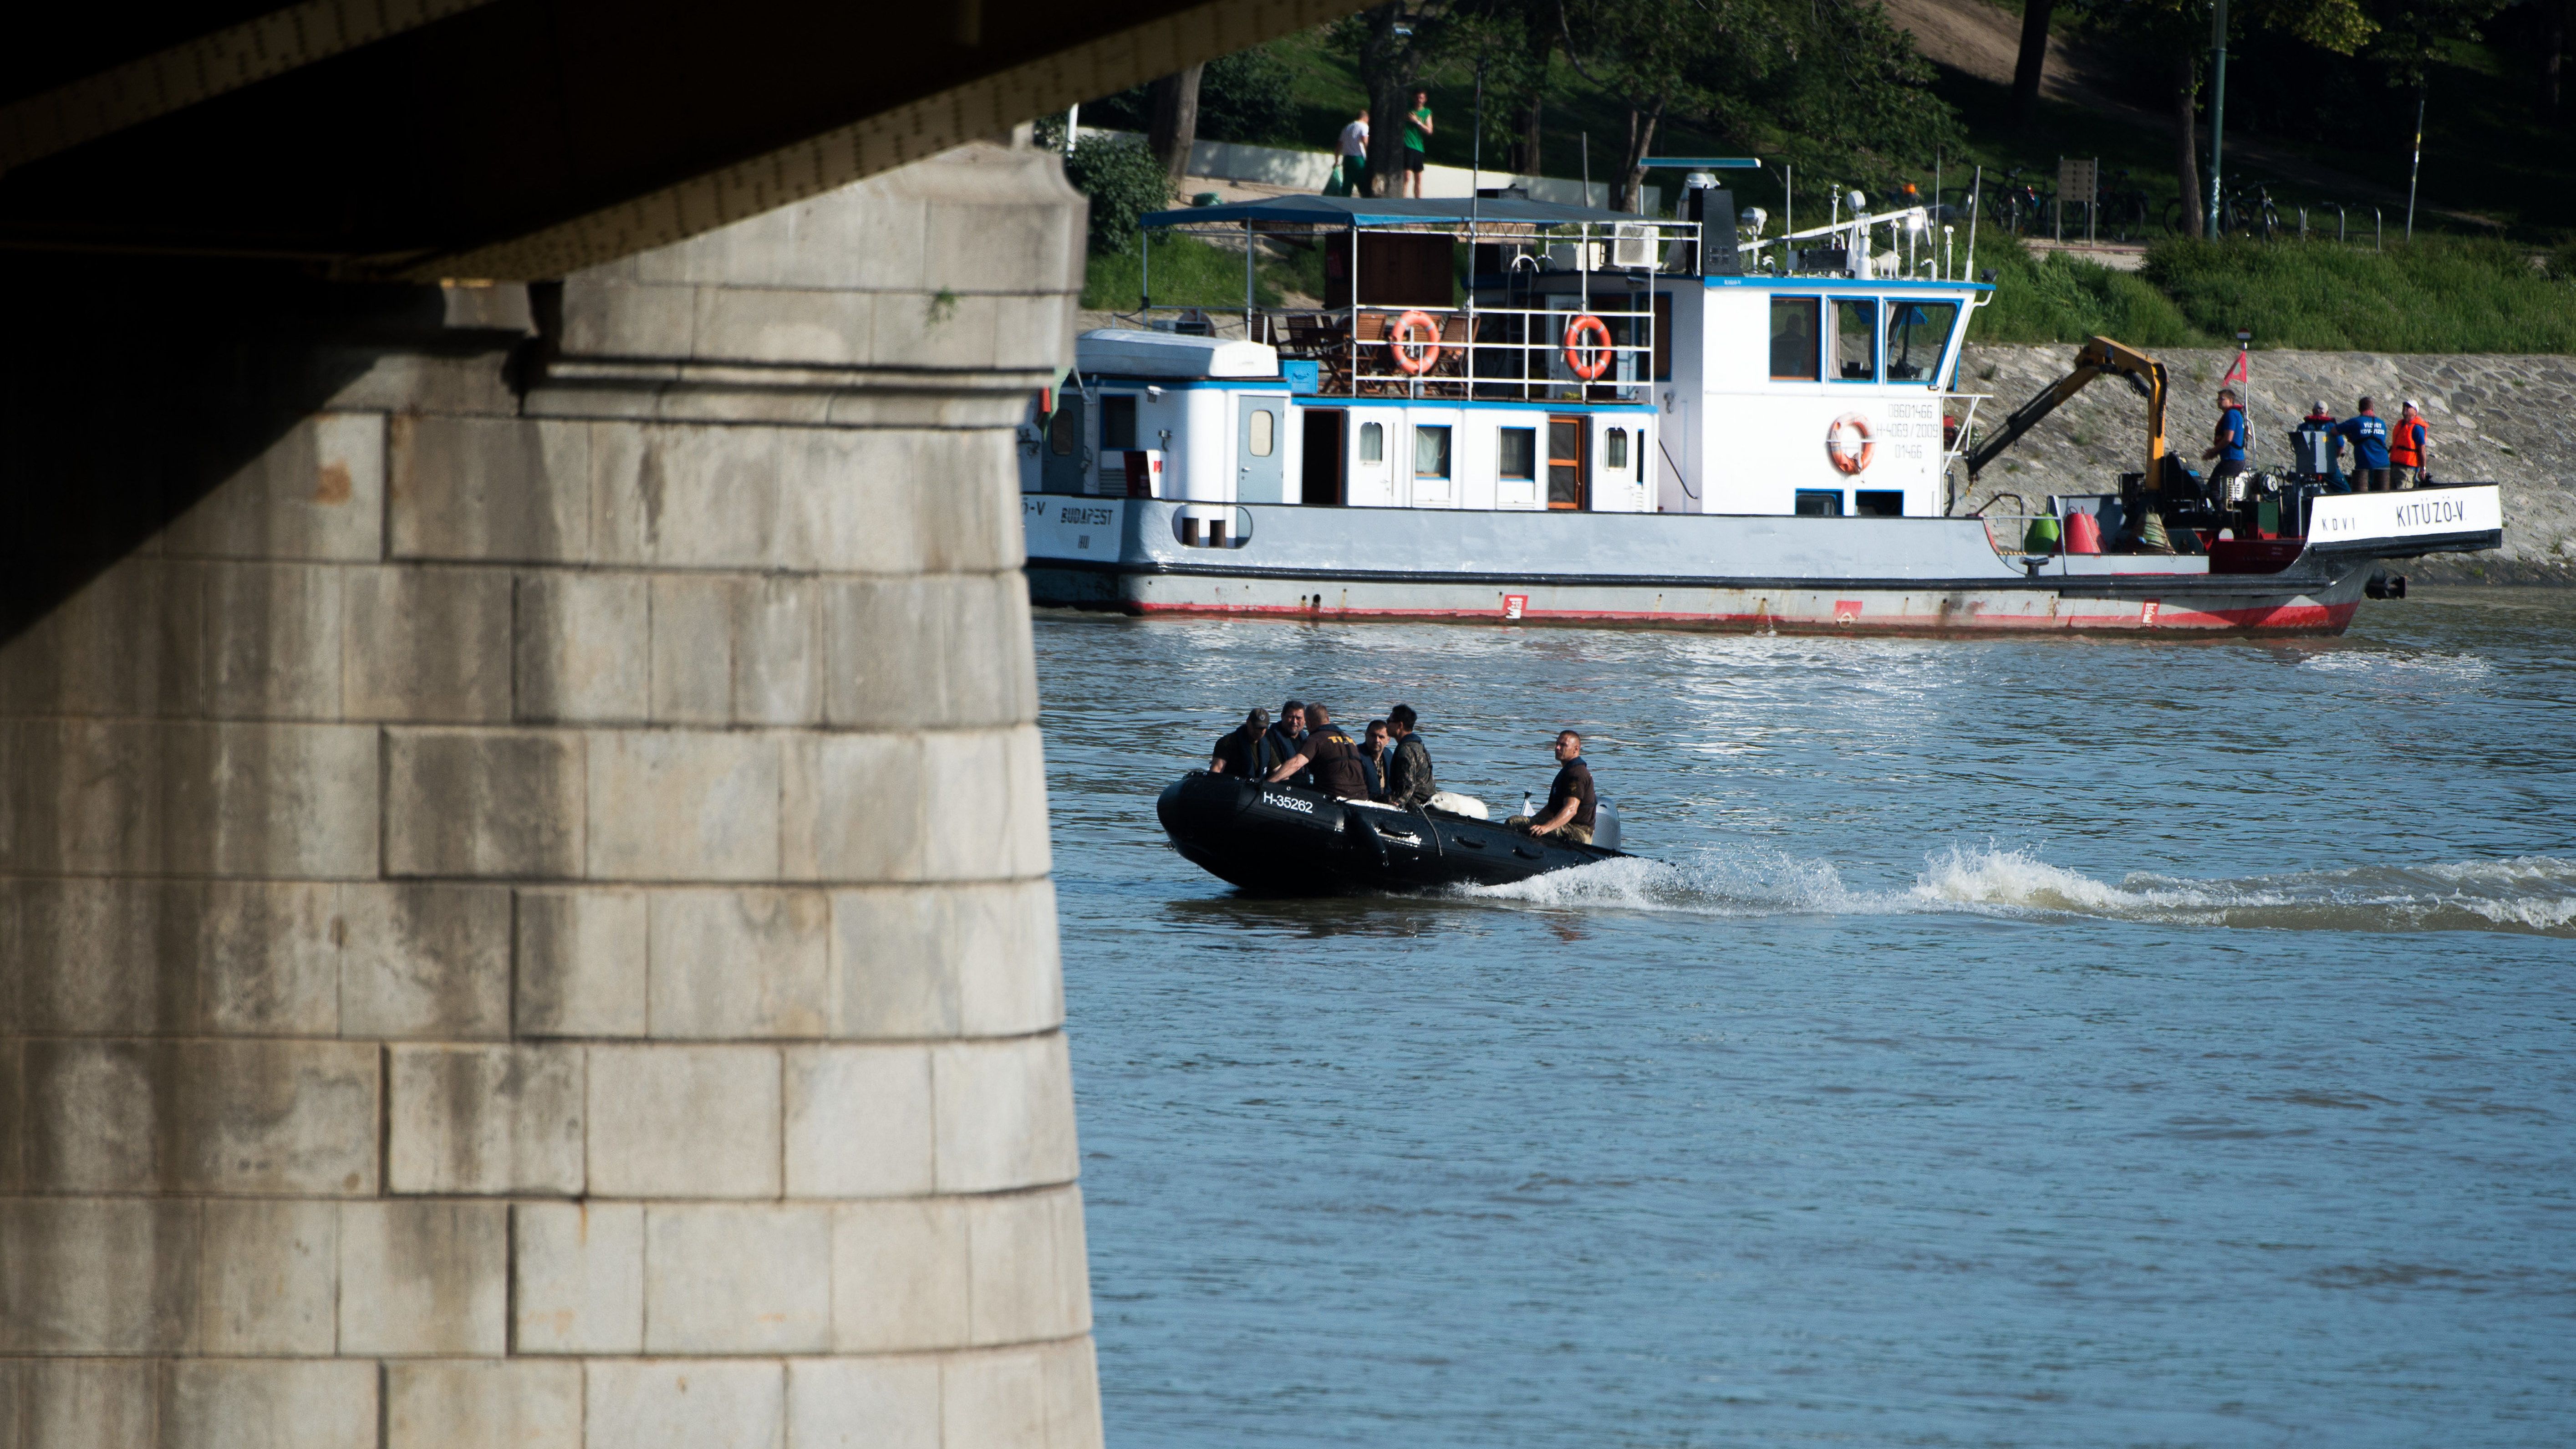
[1834,299,1878,381]
[1359,420,1385,463]
[1498,427,1537,480]
[1854,490,1904,517]
[1101,395,1138,449]
[1884,301,1960,384]
[1795,489,1843,517]
[1414,425,1451,480]
[1769,297,1821,380]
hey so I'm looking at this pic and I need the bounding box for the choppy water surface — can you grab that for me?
[1037,588,2576,1448]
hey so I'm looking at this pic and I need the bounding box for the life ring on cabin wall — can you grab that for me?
[1825,412,1876,474]
[1563,313,1614,381]
[1388,310,1443,375]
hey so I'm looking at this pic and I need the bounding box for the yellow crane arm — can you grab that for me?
[1964,335,2169,490]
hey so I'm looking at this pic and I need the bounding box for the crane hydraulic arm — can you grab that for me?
[1964,336,2171,492]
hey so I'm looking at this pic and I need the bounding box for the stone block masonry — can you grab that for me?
[0,141,1102,1448]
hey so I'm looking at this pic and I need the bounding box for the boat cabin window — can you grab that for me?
[1605,428,1629,473]
[1248,407,1275,458]
[1834,300,1878,382]
[1101,394,1138,449]
[1498,427,1537,481]
[1795,489,1843,517]
[1769,298,1821,380]
[1854,490,1904,517]
[1048,406,1079,455]
[1359,420,1384,463]
[1884,301,1959,384]
[1415,425,1451,480]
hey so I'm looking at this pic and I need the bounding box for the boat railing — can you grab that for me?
[1978,512,2064,569]
[1117,300,1657,404]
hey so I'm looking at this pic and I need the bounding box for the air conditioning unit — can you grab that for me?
[1609,223,1657,269]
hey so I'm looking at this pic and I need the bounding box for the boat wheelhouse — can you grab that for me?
[1021,184,2503,635]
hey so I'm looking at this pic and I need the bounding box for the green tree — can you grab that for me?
[1334,3,1465,195]
[1556,0,1754,211]
[1063,135,1174,254]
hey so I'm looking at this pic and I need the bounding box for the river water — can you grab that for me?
[1034,588,2576,1449]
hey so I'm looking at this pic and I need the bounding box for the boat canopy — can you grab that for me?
[1139,194,1658,231]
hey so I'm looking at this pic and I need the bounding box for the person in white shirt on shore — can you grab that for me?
[1332,111,1369,196]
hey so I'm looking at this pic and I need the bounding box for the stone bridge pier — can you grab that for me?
[0,141,1097,1448]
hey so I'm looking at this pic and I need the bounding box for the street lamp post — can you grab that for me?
[2207,0,2230,236]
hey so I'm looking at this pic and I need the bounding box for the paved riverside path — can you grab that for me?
[0,141,1100,1447]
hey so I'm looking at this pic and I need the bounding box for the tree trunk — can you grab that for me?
[1614,106,1660,213]
[1359,3,1414,197]
[1147,66,1204,186]
[2173,55,2204,238]
[1516,90,1545,175]
[1514,15,1553,175]
[2544,0,2566,123]
[2011,0,2056,127]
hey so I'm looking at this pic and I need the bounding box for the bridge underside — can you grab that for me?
[4,0,1344,280]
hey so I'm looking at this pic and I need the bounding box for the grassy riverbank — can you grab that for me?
[1968,235,2576,353]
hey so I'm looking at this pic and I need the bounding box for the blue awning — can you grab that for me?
[1138,195,1668,229]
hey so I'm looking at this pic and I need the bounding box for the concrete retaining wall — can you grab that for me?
[1956,343,2576,582]
[0,141,1101,1447]
[1076,125,1661,212]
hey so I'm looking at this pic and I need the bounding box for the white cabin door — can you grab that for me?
[1237,395,1288,503]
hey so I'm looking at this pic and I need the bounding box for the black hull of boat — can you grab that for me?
[1156,771,1624,895]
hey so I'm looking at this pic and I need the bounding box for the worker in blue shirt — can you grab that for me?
[2199,386,2250,505]
[2334,396,2393,492]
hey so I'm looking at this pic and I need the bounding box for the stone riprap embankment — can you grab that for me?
[1956,345,2576,582]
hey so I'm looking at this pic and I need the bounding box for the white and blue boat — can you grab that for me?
[1021,181,2502,635]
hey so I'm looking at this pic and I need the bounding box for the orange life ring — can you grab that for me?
[1825,412,1875,474]
[1388,310,1442,375]
[1563,313,1614,381]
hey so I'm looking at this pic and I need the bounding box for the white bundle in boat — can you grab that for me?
[1426,791,1488,819]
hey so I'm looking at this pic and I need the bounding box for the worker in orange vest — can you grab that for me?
[2388,400,2430,490]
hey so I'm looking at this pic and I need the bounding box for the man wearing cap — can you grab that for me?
[2389,400,2431,490]
[2292,401,2348,492]
[2334,397,2393,493]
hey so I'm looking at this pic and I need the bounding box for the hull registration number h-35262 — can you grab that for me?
[1260,792,1315,814]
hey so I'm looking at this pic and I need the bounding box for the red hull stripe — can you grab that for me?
[1118,600,2362,634]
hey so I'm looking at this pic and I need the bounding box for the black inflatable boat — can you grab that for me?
[1155,770,1628,895]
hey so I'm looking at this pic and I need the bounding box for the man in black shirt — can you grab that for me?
[1208,707,1271,776]
[1382,703,1436,810]
[1265,704,1373,800]
[1509,730,1596,845]
[1263,700,1309,786]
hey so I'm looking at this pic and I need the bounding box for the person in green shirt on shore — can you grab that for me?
[1404,91,1432,198]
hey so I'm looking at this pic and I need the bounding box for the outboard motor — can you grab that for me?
[1591,800,1622,851]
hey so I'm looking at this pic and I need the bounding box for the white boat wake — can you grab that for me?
[1456,843,2576,937]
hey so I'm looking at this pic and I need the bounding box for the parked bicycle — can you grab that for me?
[2097,169,2154,242]
[2163,180,2283,239]
[1985,169,2049,235]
